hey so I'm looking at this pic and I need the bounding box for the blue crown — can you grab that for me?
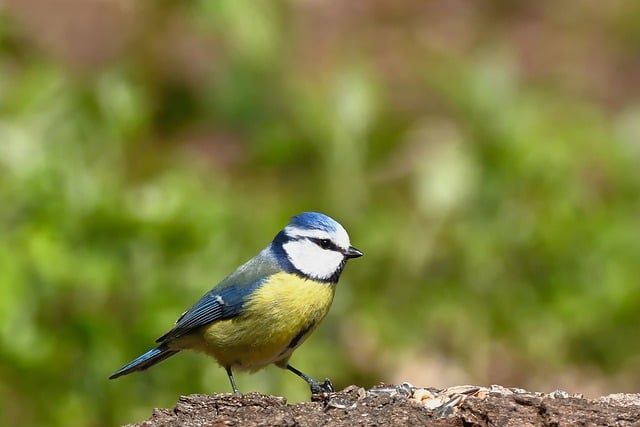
[288,212,339,233]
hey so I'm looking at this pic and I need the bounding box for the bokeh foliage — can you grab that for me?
[1,1,640,426]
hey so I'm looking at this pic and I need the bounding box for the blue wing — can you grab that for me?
[156,282,263,342]
[156,247,283,343]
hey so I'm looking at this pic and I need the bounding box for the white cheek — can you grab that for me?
[283,240,344,280]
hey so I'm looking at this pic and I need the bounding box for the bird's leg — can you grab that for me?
[225,366,241,394]
[286,364,334,394]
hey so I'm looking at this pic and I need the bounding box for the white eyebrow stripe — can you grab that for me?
[284,226,332,240]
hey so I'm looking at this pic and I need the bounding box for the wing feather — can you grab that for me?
[156,247,283,343]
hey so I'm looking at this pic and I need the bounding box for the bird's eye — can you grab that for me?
[318,239,332,249]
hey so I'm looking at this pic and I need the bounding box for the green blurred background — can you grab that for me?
[2,1,640,425]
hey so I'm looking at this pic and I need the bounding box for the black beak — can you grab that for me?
[345,246,364,259]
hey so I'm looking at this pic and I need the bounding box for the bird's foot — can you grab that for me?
[309,377,334,394]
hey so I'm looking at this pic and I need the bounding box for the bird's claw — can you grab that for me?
[310,378,334,394]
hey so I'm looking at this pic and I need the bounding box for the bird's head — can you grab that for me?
[272,212,363,283]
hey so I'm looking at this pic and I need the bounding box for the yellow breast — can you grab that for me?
[176,272,336,371]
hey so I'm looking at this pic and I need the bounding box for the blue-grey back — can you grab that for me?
[215,246,286,291]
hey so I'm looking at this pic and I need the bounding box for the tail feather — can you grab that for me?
[109,344,179,379]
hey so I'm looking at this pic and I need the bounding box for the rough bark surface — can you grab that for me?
[128,385,640,427]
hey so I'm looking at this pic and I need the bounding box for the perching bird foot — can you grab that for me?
[309,378,334,394]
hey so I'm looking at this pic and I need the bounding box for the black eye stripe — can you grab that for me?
[309,237,340,252]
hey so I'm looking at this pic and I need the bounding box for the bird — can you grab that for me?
[109,212,363,395]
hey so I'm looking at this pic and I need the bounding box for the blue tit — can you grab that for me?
[109,212,363,394]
